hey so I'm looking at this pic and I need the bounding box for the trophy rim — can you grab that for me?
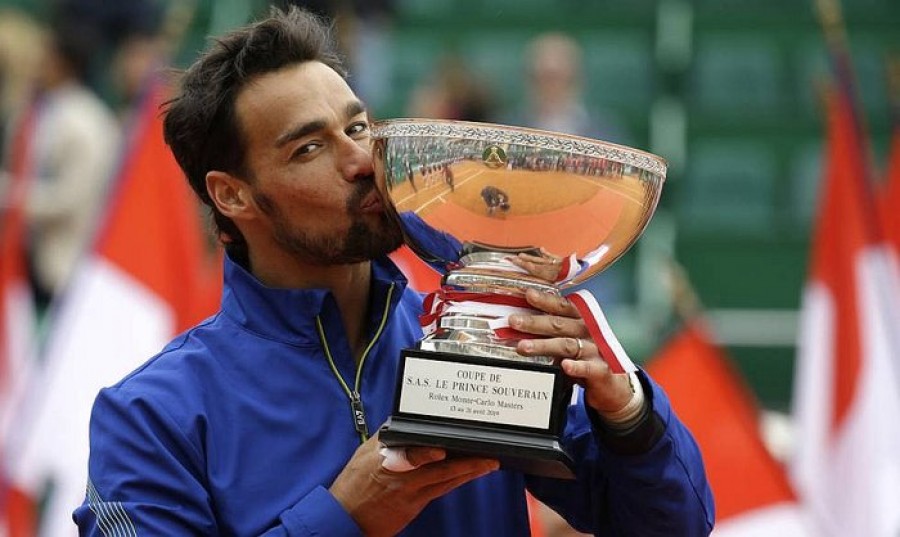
[371,117,667,179]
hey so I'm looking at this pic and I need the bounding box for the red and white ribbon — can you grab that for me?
[567,289,636,374]
[420,289,536,338]
[554,253,582,283]
[419,287,635,374]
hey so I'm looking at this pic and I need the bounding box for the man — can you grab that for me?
[74,7,713,536]
[442,162,455,192]
[481,185,511,215]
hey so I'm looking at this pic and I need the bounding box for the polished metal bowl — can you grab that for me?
[372,118,666,288]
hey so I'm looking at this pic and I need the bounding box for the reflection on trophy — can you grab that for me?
[372,119,666,479]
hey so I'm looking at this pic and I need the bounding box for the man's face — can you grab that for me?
[233,61,402,265]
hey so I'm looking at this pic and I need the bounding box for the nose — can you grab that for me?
[339,135,374,181]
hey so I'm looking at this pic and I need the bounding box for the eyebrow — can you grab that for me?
[275,100,368,148]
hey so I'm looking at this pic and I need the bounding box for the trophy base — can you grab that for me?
[379,417,576,480]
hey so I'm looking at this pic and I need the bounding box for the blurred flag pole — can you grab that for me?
[788,8,900,524]
[646,260,814,536]
[813,0,878,183]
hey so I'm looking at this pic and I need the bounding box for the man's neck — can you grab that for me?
[249,249,373,362]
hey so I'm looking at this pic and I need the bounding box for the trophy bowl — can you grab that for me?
[371,119,666,478]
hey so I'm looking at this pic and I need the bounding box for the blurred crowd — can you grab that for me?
[0,0,171,309]
[0,0,633,316]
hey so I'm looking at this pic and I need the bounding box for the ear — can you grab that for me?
[206,171,256,221]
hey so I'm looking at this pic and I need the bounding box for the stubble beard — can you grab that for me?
[254,179,404,266]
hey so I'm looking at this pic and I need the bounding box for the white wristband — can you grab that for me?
[600,372,646,427]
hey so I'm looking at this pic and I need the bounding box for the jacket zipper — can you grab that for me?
[316,283,396,444]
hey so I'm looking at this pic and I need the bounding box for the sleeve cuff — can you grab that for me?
[279,486,364,537]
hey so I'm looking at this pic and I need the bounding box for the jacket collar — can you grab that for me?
[219,254,409,345]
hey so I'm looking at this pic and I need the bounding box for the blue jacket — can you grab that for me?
[74,256,713,536]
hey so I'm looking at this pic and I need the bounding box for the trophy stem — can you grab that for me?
[443,271,556,295]
[441,245,556,296]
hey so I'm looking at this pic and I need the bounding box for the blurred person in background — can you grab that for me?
[515,32,630,322]
[74,7,712,536]
[0,20,120,308]
[517,32,629,144]
[341,0,397,115]
[107,9,166,99]
[407,53,495,122]
[0,9,45,151]
[109,30,168,121]
[279,0,397,115]
[52,0,166,69]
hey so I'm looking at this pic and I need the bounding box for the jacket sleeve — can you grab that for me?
[525,370,715,536]
[74,387,365,537]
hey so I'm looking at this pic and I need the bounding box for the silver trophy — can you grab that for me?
[372,119,665,478]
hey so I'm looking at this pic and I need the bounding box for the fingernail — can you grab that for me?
[520,340,534,352]
[509,315,522,328]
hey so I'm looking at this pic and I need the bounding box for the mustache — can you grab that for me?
[347,173,379,210]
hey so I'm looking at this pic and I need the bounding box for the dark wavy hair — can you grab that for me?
[162,6,346,264]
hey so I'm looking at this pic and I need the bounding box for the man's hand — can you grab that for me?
[329,434,499,537]
[509,249,563,282]
[509,289,634,416]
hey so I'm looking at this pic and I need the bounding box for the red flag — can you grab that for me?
[881,127,900,255]
[647,322,813,534]
[389,245,442,292]
[7,81,221,537]
[791,87,900,536]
